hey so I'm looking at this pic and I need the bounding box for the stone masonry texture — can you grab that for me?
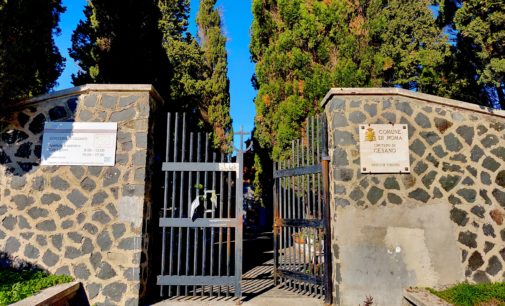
[0,85,163,306]
[323,88,505,306]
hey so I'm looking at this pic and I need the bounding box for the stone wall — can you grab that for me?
[0,84,163,306]
[322,88,505,306]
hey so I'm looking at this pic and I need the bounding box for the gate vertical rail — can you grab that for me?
[321,116,332,305]
[157,112,245,299]
[273,114,332,304]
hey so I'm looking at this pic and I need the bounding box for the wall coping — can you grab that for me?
[6,84,163,110]
[10,282,86,306]
[403,288,452,306]
[321,88,505,119]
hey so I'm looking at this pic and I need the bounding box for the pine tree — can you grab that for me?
[0,0,65,103]
[69,0,169,98]
[196,0,232,150]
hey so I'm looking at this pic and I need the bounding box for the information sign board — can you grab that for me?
[41,122,117,166]
[359,124,410,173]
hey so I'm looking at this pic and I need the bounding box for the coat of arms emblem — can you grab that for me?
[365,127,376,141]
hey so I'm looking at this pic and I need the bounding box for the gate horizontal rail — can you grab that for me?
[276,270,324,285]
[273,164,321,178]
[159,218,241,227]
[163,162,239,172]
[274,218,323,228]
[157,276,237,286]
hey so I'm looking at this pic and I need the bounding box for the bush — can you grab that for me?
[0,268,73,305]
[429,282,505,306]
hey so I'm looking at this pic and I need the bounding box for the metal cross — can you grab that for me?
[233,126,252,153]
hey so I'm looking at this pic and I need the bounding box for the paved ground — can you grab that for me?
[152,260,324,306]
[152,231,324,306]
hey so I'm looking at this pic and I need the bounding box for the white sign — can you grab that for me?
[359,124,410,173]
[41,122,117,166]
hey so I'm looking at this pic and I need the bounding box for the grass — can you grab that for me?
[428,283,505,306]
[0,267,73,305]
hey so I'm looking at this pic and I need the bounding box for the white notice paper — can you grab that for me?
[359,124,410,173]
[41,122,117,166]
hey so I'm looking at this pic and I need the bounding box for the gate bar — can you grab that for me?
[273,161,279,286]
[322,116,333,305]
[235,147,244,297]
[160,113,171,296]
[176,113,186,296]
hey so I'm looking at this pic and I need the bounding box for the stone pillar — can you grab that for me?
[322,88,505,306]
[0,84,164,306]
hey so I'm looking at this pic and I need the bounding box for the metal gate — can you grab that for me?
[273,115,332,304]
[157,112,245,298]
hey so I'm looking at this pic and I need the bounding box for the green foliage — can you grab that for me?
[368,0,450,92]
[196,0,232,150]
[250,0,503,201]
[159,0,204,113]
[251,0,450,160]
[0,0,65,103]
[429,0,504,107]
[250,0,454,202]
[429,282,505,306]
[454,0,505,108]
[71,0,233,149]
[0,268,73,305]
[157,0,232,150]
[69,0,170,98]
[158,0,190,40]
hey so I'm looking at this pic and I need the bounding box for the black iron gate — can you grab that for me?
[273,115,332,304]
[157,112,244,298]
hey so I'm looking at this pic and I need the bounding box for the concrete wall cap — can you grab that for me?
[321,88,505,119]
[403,288,452,306]
[10,282,84,306]
[6,84,163,110]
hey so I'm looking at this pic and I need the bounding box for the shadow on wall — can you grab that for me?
[0,251,47,271]
[0,96,78,176]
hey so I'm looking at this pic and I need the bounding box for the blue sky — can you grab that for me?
[54,0,256,144]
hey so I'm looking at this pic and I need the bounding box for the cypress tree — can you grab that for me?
[250,0,450,202]
[71,0,233,143]
[196,0,232,150]
[429,0,504,108]
[69,0,169,99]
[251,0,450,161]
[158,0,190,40]
[366,0,450,93]
[69,5,94,85]
[454,0,505,108]
[0,0,65,103]
[158,0,204,113]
